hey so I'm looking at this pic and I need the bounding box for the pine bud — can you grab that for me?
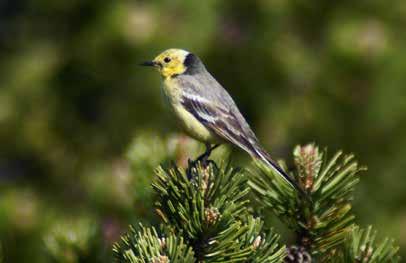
[158,237,166,249]
[294,144,322,191]
[201,168,210,192]
[152,255,169,263]
[252,236,262,250]
[357,244,373,261]
[205,207,220,225]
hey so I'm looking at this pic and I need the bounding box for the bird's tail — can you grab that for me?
[252,146,307,198]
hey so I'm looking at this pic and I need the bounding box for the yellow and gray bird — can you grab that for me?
[141,48,302,193]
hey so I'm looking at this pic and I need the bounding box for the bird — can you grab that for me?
[141,48,303,194]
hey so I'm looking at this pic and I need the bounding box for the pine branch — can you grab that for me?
[115,160,286,262]
[113,224,195,263]
[249,144,366,259]
[242,218,287,263]
[339,225,400,263]
[153,161,286,262]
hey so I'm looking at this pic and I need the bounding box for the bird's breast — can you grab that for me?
[161,78,220,144]
[162,77,182,104]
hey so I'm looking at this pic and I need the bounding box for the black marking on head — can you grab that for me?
[184,53,198,67]
[183,53,204,75]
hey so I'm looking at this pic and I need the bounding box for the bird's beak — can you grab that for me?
[140,60,156,67]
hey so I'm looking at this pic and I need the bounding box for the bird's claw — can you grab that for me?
[186,157,216,180]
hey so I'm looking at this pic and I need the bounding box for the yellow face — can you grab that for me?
[152,49,189,78]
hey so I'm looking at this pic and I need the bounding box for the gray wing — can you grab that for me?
[176,72,260,156]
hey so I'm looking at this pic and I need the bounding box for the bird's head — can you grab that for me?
[141,49,202,78]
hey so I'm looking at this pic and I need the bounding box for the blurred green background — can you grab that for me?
[1,0,405,261]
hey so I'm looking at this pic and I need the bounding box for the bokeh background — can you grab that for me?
[1,0,405,262]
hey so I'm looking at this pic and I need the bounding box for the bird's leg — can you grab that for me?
[196,144,220,167]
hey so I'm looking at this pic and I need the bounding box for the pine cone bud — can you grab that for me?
[152,255,169,263]
[293,144,322,191]
[205,207,220,225]
[284,245,312,263]
[356,244,373,262]
[252,236,262,250]
[201,166,211,192]
[158,237,166,249]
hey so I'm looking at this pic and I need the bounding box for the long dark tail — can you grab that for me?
[251,146,307,197]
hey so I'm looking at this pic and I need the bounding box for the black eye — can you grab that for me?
[163,57,171,63]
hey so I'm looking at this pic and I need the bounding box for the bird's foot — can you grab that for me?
[195,144,219,166]
[190,154,210,169]
[199,154,210,168]
[186,144,220,179]
[186,157,217,180]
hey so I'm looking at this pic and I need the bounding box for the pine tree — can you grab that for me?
[114,143,400,262]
